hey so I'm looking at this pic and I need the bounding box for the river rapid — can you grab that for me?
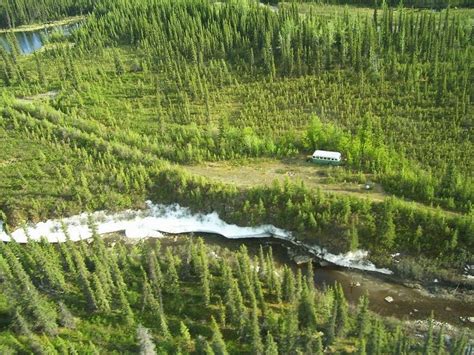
[1,201,473,330]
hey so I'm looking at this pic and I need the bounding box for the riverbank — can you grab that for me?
[4,227,471,354]
[0,15,85,34]
[118,232,474,330]
[1,203,473,329]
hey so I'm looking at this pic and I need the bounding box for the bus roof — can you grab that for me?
[312,150,341,160]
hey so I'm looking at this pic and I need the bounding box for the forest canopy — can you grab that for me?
[0,0,472,311]
[0,0,94,28]
[0,0,473,352]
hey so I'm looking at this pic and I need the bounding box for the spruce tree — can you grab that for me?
[137,324,157,355]
[118,284,135,326]
[264,332,278,355]
[435,324,445,355]
[164,249,179,294]
[452,331,468,355]
[113,51,125,76]
[210,317,228,355]
[179,321,195,353]
[2,245,58,335]
[423,312,434,355]
[325,301,337,347]
[253,266,267,316]
[356,293,370,339]
[91,273,110,312]
[225,279,246,329]
[13,308,31,336]
[58,302,76,329]
[297,283,317,329]
[282,265,296,303]
[146,249,163,297]
[358,338,367,355]
[249,296,263,355]
[280,307,299,354]
[335,283,348,337]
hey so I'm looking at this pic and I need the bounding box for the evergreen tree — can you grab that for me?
[297,283,317,329]
[249,296,263,355]
[2,244,58,335]
[279,307,299,354]
[452,331,468,355]
[91,273,110,312]
[210,317,228,355]
[379,200,396,250]
[58,302,76,329]
[178,322,195,353]
[264,332,278,355]
[358,338,367,355]
[335,283,348,337]
[325,301,337,347]
[435,324,445,355]
[165,249,179,294]
[146,249,163,297]
[356,293,370,339]
[367,318,386,354]
[13,308,31,336]
[253,267,267,316]
[137,324,157,355]
[282,265,296,303]
[117,285,135,326]
[34,52,46,86]
[71,244,98,312]
[114,51,125,76]
[423,312,434,355]
[225,279,246,329]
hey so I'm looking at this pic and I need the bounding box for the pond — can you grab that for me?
[0,21,81,55]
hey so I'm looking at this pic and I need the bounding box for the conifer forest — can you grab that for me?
[0,0,473,353]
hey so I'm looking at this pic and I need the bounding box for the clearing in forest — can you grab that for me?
[185,158,460,217]
[186,158,386,200]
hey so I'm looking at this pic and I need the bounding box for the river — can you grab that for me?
[0,21,81,54]
[158,234,473,330]
[0,202,473,330]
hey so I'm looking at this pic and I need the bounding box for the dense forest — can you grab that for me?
[0,235,470,353]
[0,0,94,29]
[0,0,473,351]
[1,0,471,29]
[263,0,474,9]
[1,0,472,263]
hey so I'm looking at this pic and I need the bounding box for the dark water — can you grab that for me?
[0,22,81,54]
[159,234,474,330]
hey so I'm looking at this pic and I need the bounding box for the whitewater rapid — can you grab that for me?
[0,201,392,274]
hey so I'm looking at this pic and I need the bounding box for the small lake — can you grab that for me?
[0,22,81,55]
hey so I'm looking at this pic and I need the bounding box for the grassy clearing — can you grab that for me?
[185,158,463,217]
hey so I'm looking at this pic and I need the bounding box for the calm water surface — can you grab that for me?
[0,22,81,54]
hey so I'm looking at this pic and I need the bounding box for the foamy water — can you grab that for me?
[0,201,392,274]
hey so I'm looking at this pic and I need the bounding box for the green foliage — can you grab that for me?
[0,236,471,353]
[0,0,92,28]
[0,1,472,341]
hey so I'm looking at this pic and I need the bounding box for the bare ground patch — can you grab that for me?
[184,157,460,217]
[185,157,386,202]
